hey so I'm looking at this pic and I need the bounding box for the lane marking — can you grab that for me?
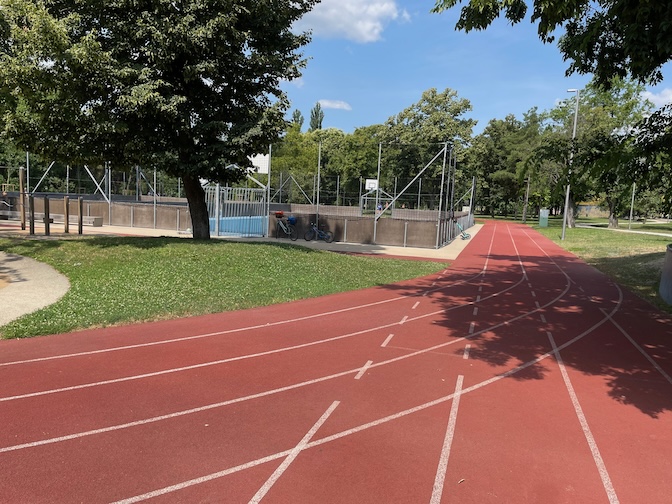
[354,361,373,380]
[400,316,408,325]
[534,301,541,309]
[432,282,437,287]
[462,345,470,360]
[423,291,429,297]
[478,286,483,292]
[430,375,464,504]
[547,332,620,504]
[468,322,475,334]
[381,334,394,348]
[540,314,547,324]
[476,295,481,302]
[0,270,533,403]
[113,296,624,504]
[412,301,420,310]
[249,401,339,504]
[472,307,478,317]
[531,291,536,298]
[600,306,672,386]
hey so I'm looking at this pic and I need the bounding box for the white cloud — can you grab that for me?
[319,99,352,111]
[296,0,409,43]
[641,88,672,108]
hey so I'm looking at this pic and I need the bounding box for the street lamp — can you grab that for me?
[561,88,580,241]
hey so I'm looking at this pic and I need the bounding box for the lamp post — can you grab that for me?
[562,88,580,241]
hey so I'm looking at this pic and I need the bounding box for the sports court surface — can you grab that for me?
[1,221,671,503]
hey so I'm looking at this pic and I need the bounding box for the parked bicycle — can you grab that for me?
[275,211,298,241]
[304,221,334,243]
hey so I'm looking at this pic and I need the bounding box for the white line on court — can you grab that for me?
[431,282,437,287]
[381,334,395,348]
[468,322,475,334]
[476,295,481,302]
[472,307,478,316]
[462,346,470,360]
[547,332,620,504]
[534,301,541,309]
[400,316,408,325]
[600,305,672,386]
[249,401,339,504]
[478,286,482,292]
[531,291,536,298]
[354,361,373,380]
[412,301,420,310]
[540,314,547,324]
[430,375,464,504]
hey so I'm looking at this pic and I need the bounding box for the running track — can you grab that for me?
[1,221,671,503]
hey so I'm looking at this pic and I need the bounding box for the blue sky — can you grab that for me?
[284,0,672,135]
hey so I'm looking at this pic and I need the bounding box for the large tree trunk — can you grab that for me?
[566,194,576,228]
[182,174,211,240]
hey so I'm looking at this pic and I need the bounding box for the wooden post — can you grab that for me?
[44,196,50,236]
[78,197,83,235]
[64,196,70,233]
[28,195,35,235]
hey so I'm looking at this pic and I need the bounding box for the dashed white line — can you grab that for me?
[412,301,420,310]
[476,295,481,302]
[354,361,373,380]
[400,316,408,325]
[249,401,339,503]
[531,291,536,298]
[535,301,541,309]
[468,322,475,334]
[547,332,620,504]
[430,375,464,504]
[472,307,478,316]
[540,314,547,324]
[381,334,395,348]
[478,286,483,292]
[463,346,471,360]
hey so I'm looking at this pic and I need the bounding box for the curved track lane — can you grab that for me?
[0,221,670,503]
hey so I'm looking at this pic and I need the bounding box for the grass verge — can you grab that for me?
[530,217,672,314]
[0,236,445,339]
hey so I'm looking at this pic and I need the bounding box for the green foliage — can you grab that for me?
[0,0,319,237]
[291,109,305,130]
[431,0,672,87]
[309,102,324,131]
[0,237,444,338]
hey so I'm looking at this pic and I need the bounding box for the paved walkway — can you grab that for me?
[0,220,482,327]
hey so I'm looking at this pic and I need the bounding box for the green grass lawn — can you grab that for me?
[531,216,672,313]
[0,236,445,339]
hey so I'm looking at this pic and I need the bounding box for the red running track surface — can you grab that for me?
[1,221,671,503]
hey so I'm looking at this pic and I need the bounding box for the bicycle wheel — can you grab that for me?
[304,229,316,241]
[289,224,298,241]
[276,222,282,239]
[324,231,334,243]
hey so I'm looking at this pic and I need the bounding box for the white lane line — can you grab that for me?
[432,282,437,287]
[423,291,429,297]
[462,345,470,360]
[600,307,672,386]
[531,291,536,298]
[476,295,481,302]
[400,316,408,325]
[468,322,475,335]
[412,301,420,310]
[540,314,547,324]
[535,301,541,309]
[354,361,373,380]
[249,401,339,504]
[381,334,395,348]
[478,286,483,292]
[430,375,464,504]
[0,270,532,403]
[528,283,533,288]
[547,332,620,504]
[579,286,585,292]
[472,307,478,317]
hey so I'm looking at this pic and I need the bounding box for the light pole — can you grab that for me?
[562,88,580,241]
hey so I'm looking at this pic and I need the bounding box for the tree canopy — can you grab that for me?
[0,0,318,238]
[431,0,672,88]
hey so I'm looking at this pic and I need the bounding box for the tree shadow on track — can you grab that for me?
[380,250,672,418]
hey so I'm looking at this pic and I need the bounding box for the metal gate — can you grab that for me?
[205,185,268,237]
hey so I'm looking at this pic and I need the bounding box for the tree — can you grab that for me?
[431,0,672,88]
[309,102,324,131]
[291,109,305,130]
[0,0,318,239]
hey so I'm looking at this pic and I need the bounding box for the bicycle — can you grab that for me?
[304,221,334,243]
[274,211,298,241]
